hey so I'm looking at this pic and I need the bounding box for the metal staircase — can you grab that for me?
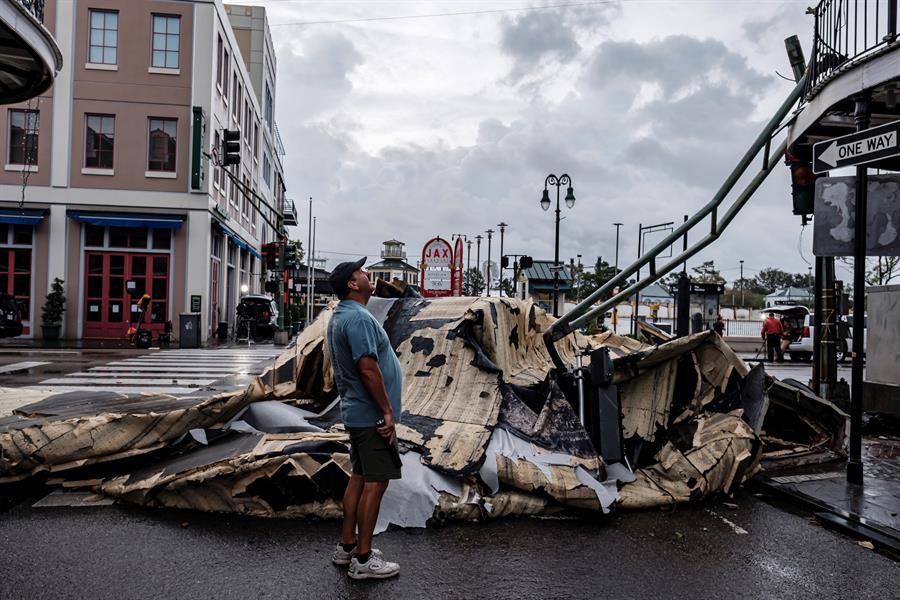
[543,75,808,370]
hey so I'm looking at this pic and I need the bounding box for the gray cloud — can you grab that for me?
[280,26,813,280]
[500,11,581,81]
[278,32,363,121]
[586,35,772,98]
[499,3,619,83]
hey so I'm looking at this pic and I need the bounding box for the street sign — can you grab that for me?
[813,120,900,173]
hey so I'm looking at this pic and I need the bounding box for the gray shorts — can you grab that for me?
[346,426,403,482]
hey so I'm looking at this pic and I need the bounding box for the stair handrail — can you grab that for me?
[543,75,808,370]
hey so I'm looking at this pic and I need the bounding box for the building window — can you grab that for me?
[232,73,238,115]
[216,35,223,89]
[243,103,250,142]
[264,82,273,131]
[262,152,271,187]
[151,15,180,69]
[85,114,115,169]
[8,109,39,165]
[234,80,242,120]
[212,130,220,187]
[222,50,230,100]
[253,120,259,160]
[147,118,177,172]
[89,10,118,65]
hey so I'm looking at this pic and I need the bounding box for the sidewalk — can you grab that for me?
[755,434,900,555]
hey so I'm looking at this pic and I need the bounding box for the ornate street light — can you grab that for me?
[541,174,575,317]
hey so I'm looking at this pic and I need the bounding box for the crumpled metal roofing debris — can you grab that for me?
[0,296,849,529]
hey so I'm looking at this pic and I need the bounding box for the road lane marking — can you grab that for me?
[0,361,51,374]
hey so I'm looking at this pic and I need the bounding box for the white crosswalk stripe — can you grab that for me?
[24,346,286,396]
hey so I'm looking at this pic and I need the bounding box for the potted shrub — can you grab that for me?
[41,278,66,340]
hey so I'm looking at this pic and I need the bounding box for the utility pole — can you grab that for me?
[848,91,871,485]
[485,229,494,296]
[613,223,623,271]
[497,222,508,295]
[613,222,623,332]
[739,259,744,308]
[475,235,482,295]
[306,197,313,327]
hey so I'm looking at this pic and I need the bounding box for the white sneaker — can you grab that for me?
[332,544,382,566]
[332,542,355,565]
[348,552,400,580]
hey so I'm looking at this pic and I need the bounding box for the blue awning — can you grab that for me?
[0,208,45,225]
[216,221,262,260]
[68,211,184,229]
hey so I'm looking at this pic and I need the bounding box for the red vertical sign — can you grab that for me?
[453,237,464,296]
[421,237,454,298]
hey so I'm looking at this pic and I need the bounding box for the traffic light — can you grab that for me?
[501,256,509,268]
[786,154,817,216]
[284,243,299,269]
[223,129,241,166]
[263,241,282,270]
[519,256,533,269]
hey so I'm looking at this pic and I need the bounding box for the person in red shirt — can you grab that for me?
[761,312,785,362]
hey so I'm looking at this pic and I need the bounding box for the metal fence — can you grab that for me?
[724,319,763,337]
[17,0,45,23]
[806,0,900,98]
[629,318,763,337]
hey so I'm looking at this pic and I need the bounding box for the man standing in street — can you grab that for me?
[761,312,785,362]
[326,258,403,580]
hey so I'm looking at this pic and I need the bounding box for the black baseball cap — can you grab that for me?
[328,257,366,297]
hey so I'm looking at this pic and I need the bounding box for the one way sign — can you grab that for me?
[813,120,900,174]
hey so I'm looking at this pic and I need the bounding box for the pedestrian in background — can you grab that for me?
[761,312,784,362]
[326,257,403,580]
[713,314,725,337]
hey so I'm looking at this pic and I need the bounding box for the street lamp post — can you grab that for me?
[452,233,467,293]
[613,222,623,271]
[466,239,472,273]
[475,235,482,295]
[497,222,508,296]
[613,222,623,332]
[541,174,575,318]
[485,229,494,296]
[739,259,745,308]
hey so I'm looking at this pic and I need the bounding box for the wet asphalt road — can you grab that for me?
[0,490,896,600]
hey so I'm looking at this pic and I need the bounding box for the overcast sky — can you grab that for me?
[234,0,831,284]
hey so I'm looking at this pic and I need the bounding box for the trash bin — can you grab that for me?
[180,313,201,348]
[217,321,228,342]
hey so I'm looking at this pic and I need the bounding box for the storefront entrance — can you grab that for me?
[83,252,169,338]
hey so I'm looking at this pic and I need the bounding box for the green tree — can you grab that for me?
[753,267,792,294]
[463,267,485,296]
[500,278,516,298]
[691,260,725,284]
[572,257,619,301]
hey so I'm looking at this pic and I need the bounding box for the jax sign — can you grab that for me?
[421,236,461,297]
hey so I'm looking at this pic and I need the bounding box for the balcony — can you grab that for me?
[788,0,900,166]
[282,198,298,227]
[274,123,286,157]
[805,0,900,100]
[0,0,63,104]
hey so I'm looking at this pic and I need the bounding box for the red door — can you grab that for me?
[210,257,220,336]
[0,248,31,334]
[83,252,169,338]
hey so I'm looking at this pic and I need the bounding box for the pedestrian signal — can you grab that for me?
[786,154,817,216]
[223,129,241,166]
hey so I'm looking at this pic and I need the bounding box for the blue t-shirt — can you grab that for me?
[327,299,403,427]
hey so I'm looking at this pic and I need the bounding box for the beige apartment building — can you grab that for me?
[0,0,295,343]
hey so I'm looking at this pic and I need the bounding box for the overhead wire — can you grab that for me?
[254,1,618,27]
